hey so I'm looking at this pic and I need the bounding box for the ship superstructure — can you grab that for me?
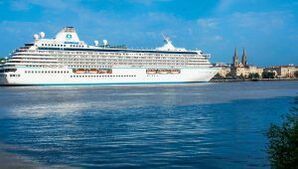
[0,27,218,85]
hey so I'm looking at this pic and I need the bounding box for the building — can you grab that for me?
[231,48,263,78]
[265,65,298,78]
[241,48,247,66]
[214,63,231,78]
[233,66,263,78]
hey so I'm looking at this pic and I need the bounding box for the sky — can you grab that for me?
[0,0,297,66]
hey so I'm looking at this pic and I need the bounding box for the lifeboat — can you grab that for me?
[74,69,86,74]
[98,69,107,74]
[107,69,113,74]
[98,69,112,74]
[146,69,157,74]
[171,69,181,74]
[158,70,169,74]
[89,69,98,74]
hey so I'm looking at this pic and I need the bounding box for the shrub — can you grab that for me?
[249,73,260,79]
[267,98,298,169]
[263,71,276,78]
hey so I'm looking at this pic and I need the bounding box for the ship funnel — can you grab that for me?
[55,27,80,42]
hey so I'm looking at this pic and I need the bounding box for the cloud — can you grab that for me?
[197,18,218,29]
[29,0,79,11]
[10,1,30,11]
[197,10,292,33]
[128,0,172,5]
[230,11,290,30]
[213,35,224,41]
[216,0,235,13]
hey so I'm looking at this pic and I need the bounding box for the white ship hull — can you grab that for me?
[0,68,218,86]
[0,27,219,86]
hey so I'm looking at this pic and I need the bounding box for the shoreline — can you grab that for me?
[210,78,298,83]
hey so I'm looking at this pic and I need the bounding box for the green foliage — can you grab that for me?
[249,73,260,79]
[267,97,298,169]
[263,71,276,78]
[295,71,298,78]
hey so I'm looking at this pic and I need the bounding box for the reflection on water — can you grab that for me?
[0,81,297,168]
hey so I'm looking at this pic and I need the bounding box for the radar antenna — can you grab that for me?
[161,33,171,44]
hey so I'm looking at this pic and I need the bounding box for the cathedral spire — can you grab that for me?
[232,48,239,67]
[241,48,247,67]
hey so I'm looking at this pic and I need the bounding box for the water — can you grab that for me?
[0,81,297,168]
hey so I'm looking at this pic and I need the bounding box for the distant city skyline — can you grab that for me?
[0,0,297,66]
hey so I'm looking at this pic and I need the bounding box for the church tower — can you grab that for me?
[232,48,239,67]
[241,48,247,67]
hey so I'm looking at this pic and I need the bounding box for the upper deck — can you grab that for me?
[28,26,209,56]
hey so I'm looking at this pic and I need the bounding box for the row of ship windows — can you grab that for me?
[70,75,136,78]
[6,62,205,68]
[22,65,110,69]
[25,70,70,74]
[10,59,206,63]
[0,74,137,78]
[10,62,207,67]
[25,65,62,68]
[41,44,66,47]
[41,44,85,48]
[14,61,207,65]
[13,55,202,60]
[23,65,111,69]
[10,74,20,77]
[0,74,20,78]
[10,56,204,60]
[17,51,198,57]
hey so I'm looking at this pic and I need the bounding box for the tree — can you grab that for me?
[263,71,276,79]
[249,73,260,79]
[267,97,298,169]
[295,71,298,78]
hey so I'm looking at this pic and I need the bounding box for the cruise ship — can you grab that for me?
[0,27,219,85]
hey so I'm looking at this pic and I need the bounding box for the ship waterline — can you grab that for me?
[0,27,218,85]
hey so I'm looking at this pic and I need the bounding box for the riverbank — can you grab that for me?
[211,78,298,83]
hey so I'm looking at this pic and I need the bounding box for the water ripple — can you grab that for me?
[0,81,297,168]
